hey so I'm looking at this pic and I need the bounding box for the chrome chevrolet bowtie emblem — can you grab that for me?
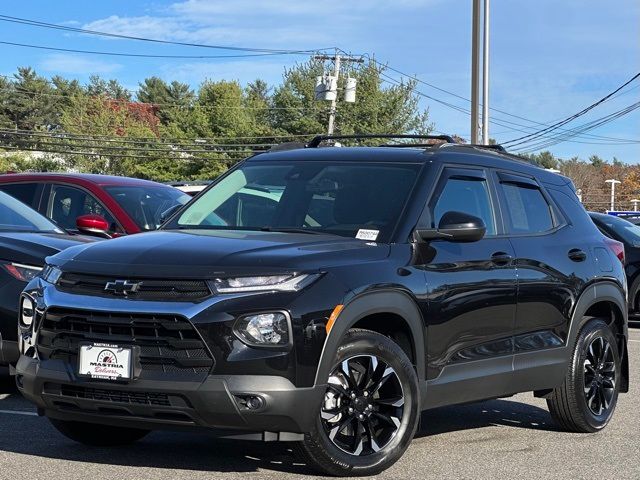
[104,279,141,296]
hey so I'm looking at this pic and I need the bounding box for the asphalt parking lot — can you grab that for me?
[0,329,638,480]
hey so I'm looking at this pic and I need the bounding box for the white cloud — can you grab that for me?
[39,54,122,75]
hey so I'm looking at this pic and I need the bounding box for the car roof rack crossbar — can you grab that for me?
[307,134,456,148]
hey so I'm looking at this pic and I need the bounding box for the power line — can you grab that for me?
[378,72,640,146]
[502,72,640,147]
[372,56,640,144]
[515,101,640,153]
[0,14,332,54]
[0,39,317,59]
[0,143,246,160]
[0,128,280,148]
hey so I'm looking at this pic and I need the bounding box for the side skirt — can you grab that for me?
[423,347,569,410]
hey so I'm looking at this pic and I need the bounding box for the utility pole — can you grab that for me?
[482,0,490,145]
[470,0,481,144]
[605,179,621,211]
[327,55,341,135]
[314,53,364,135]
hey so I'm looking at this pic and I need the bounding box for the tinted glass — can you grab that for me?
[170,162,422,242]
[105,186,189,231]
[0,190,62,233]
[432,177,496,235]
[0,183,39,206]
[501,183,553,234]
[49,185,121,234]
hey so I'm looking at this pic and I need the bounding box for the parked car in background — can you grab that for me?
[0,190,94,367]
[16,135,628,476]
[0,173,190,238]
[167,181,210,197]
[590,211,640,316]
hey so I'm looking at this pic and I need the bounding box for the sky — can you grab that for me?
[0,0,638,162]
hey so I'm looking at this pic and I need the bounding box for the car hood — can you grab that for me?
[51,229,391,277]
[0,232,95,267]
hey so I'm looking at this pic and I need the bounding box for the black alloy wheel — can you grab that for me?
[297,329,419,477]
[321,354,405,456]
[583,335,616,416]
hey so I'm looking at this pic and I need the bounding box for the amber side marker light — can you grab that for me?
[326,304,344,333]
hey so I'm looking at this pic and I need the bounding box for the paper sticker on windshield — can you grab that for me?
[356,229,379,241]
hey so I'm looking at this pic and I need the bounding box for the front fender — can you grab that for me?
[314,289,426,390]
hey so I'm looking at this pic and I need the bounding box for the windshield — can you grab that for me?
[166,161,422,242]
[596,214,640,246]
[0,191,64,233]
[105,185,190,231]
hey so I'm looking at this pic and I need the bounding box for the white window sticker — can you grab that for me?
[356,229,379,241]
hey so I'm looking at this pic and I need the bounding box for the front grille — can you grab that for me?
[57,272,211,301]
[37,308,214,375]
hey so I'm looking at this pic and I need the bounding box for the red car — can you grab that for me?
[0,173,190,238]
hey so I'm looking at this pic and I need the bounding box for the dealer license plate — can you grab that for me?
[78,343,132,380]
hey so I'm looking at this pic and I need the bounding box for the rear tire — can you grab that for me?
[49,418,149,446]
[547,317,620,432]
[297,329,420,477]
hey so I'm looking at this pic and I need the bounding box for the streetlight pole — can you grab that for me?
[605,179,621,212]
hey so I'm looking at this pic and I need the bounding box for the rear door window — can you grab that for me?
[497,174,554,234]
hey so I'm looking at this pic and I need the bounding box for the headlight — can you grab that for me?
[20,295,34,327]
[234,312,291,347]
[41,265,62,284]
[1,262,42,282]
[212,273,318,293]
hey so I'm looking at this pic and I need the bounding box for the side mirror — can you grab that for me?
[76,214,111,238]
[160,204,182,225]
[416,211,486,243]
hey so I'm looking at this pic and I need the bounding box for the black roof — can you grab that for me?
[247,143,572,187]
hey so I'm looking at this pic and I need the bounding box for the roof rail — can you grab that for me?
[268,141,308,152]
[307,134,456,148]
[438,143,506,152]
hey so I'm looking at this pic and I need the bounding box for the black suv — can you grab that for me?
[16,135,629,476]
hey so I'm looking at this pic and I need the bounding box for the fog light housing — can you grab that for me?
[234,312,291,347]
[20,295,34,327]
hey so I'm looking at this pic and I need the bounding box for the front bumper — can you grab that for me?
[16,354,323,436]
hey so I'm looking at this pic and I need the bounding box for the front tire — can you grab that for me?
[547,317,620,432]
[297,329,420,477]
[49,418,149,446]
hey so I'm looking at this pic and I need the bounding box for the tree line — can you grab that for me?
[0,61,432,181]
[525,151,640,212]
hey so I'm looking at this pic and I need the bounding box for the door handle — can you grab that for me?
[491,252,513,266]
[568,248,587,262]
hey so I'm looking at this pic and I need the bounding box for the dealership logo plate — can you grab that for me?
[78,343,132,380]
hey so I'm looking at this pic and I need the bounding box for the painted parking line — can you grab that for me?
[0,409,37,416]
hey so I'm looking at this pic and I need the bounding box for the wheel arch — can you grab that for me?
[314,289,426,389]
[570,280,629,393]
